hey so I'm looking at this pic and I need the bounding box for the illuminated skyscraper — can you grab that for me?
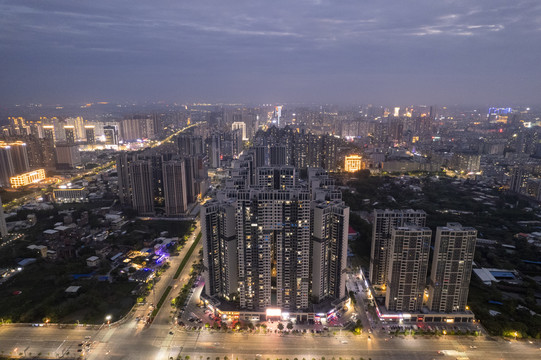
[428,223,477,313]
[370,209,426,288]
[116,152,136,205]
[232,121,248,140]
[162,159,187,216]
[311,199,349,302]
[104,125,119,146]
[9,142,29,174]
[385,225,431,312]
[65,116,85,140]
[85,125,95,144]
[203,164,348,312]
[235,187,311,310]
[129,160,154,215]
[64,126,75,144]
[202,199,238,299]
[42,125,55,142]
[0,145,15,187]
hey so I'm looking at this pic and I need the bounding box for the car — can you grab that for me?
[169,331,174,335]
[470,345,477,349]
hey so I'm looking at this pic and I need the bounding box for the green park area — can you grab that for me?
[344,173,541,338]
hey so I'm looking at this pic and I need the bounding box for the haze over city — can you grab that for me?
[1,1,541,360]
[1,0,540,105]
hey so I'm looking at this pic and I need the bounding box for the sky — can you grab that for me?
[0,0,540,106]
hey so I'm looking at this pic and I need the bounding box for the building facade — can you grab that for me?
[162,160,188,216]
[202,161,349,313]
[428,223,477,313]
[369,209,426,288]
[385,225,431,312]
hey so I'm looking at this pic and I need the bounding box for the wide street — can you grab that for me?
[1,321,540,360]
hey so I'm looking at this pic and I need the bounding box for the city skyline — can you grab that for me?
[1,1,540,105]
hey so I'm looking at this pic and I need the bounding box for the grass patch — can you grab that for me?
[173,232,201,280]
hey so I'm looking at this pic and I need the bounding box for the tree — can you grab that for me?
[277,323,284,331]
[287,322,293,330]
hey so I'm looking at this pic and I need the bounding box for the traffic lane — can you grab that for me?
[0,326,96,358]
[3,325,540,360]
[154,243,202,327]
[173,335,540,359]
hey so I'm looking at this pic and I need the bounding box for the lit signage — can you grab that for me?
[266,308,281,317]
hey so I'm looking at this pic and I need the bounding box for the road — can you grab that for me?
[124,222,202,334]
[1,322,540,359]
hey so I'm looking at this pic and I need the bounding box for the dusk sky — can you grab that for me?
[1,0,540,105]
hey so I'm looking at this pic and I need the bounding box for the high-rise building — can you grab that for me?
[369,209,426,288]
[203,163,348,313]
[177,134,204,156]
[232,128,243,159]
[120,117,155,142]
[428,223,477,313]
[116,152,135,205]
[509,167,527,193]
[55,143,81,169]
[232,121,248,141]
[270,145,287,166]
[0,145,15,187]
[202,199,238,300]
[104,125,119,146]
[39,138,56,169]
[385,225,431,312]
[311,199,350,302]
[209,134,221,168]
[42,125,55,142]
[255,166,296,189]
[254,145,268,168]
[0,141,30,175]
[129,160,154,215]
[236,188,311,310]
[0,195,7,238]
[65,116,85,140]
[162,159,187,216]
[85,125,95,144]
[64,126,75,144]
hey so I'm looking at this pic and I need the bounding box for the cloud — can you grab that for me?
[0,0,539,104]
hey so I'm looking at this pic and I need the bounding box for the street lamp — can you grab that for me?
[514,331,518,340]
[106,315,112,326]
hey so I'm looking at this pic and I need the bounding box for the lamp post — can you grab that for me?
[106,315,112,327]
